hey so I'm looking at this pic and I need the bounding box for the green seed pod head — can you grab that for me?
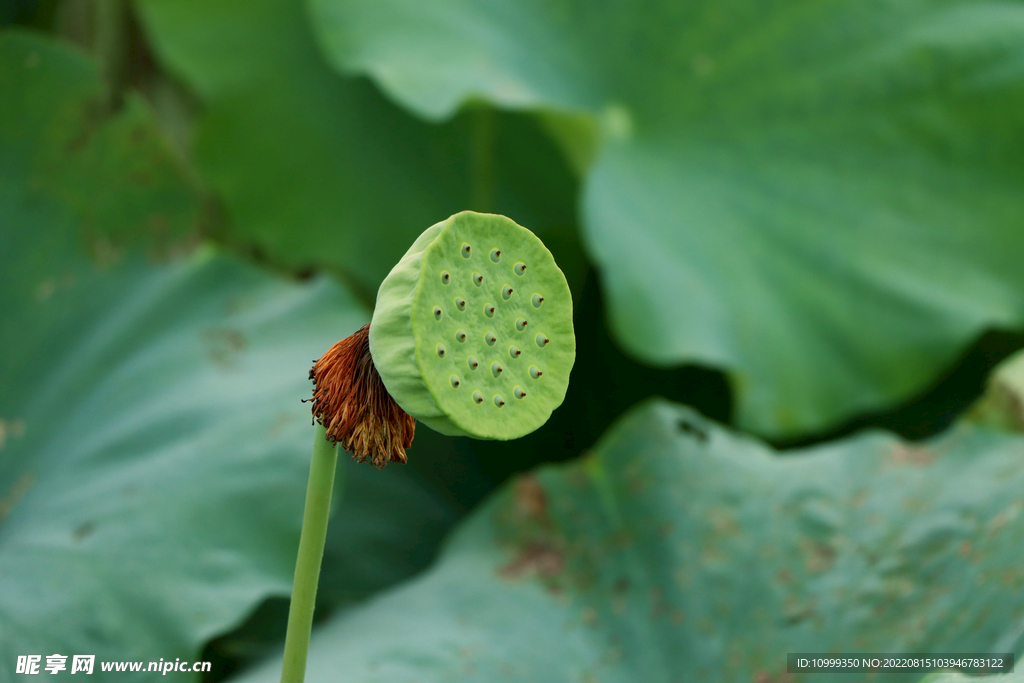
[369,211,575,440]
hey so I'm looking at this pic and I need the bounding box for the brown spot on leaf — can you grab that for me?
[146,213,171,239]
[676,418,708,442]
[64,100,103,154]
[130,169,152,185]
[802,540,836,573]
[753,670,794,683]
[987,500,1023,536]
[73,520,95,541]
[626,474,647,495]
[783,596,815,625]
[499,541,564,580]
[202,327,246,367]
[565,467,589,488]
[514,475,547,520]
[0,418,26,451]
[266,412,293,440]
[0,471,34,524]
[90,236,124,268]
[708,507,739,535]
[649,587,668,618]
[612,594,627,615]
[609,530,633,548]
[890,444,934,466]
[35,279,56,301]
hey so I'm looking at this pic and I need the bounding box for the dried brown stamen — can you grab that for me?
[307,323,415,468]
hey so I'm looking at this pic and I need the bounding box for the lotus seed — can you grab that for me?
[535,334,549,348]
[367,210,575,442]
[493,395,505,407]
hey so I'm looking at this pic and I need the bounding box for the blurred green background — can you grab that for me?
[2,0,1024,681]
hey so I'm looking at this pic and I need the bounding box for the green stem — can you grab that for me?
[470,104,495,213]
[280,423,338,683]
[93,0,126,112]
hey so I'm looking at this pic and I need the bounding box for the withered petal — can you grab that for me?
[308,323,415,468]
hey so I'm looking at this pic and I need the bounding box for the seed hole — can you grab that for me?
[532,294,544,308]
[516,318,528,331]
[462,243,472,258]
[514,262,526,276]
[473,391,484,404]
[535,334,549,348]
[473,272,483,287]
[529,365,543,379]
[502,285,513,300]
[490,249,501,263]
[455,329,467,343]
[514,386,526,399]
[509,346,521,358]
[436,344,446,358]
[450,375,461,388]
[455,298,466,311]
[484,303,495,318]
[493,395,505,407]
[433,307,443,321]
[467,356,480,370]
[441,271,450,285]
[491,362,503,377]
[485,332,497,346]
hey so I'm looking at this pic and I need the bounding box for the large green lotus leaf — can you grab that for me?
[0,31,461,676]
[0,29,201,254]
[0,222,462,676]
[134,0,582,298]
[308,0,1024,437]
[235,398,1024,683]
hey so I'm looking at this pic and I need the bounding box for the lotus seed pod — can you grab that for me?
[369,211,575,440]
